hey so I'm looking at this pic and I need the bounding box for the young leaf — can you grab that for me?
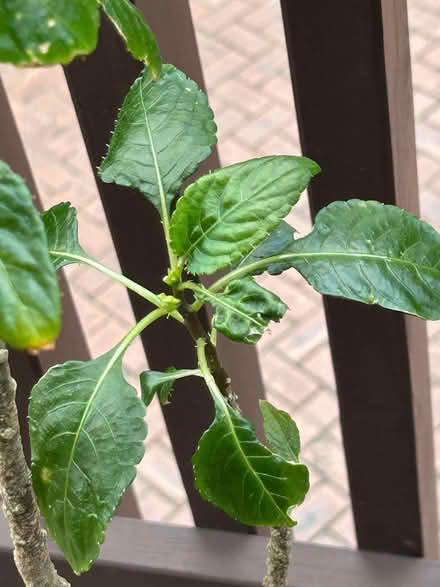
[235,220,296,276]
[0,0,99,66]
[170,156,320,275]
[189,278,287,344]
[0,161,61,349]
[260,400,300,463]
[99,0,161,77]
[99,65,217,214]
[29,348,147,574]
[140,368,201,406]
[41,202,90,270]
[193,396,309,527]
[281,199,440,320]
[42,202,165,309]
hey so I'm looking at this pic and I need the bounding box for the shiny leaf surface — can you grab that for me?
[193,394,309,527]
[236,219,296,276]
[99,0,161,76]
[41,202,90,270]
[140,367,201,406]
[170,156,319,274]
[283,200,440,319]
[99,65,217,213]
[0,0,99,66]
[260,400,300,463]
[0,161,60,349]
[193,277,287,344]
[30,348,147,574]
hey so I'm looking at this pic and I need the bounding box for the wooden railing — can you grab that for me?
[1,1,440,584]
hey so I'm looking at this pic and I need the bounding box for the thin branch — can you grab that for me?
[0,342,69,587]
[263,527,292,587]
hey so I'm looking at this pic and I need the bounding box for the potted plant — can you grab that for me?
[1,3,440,586]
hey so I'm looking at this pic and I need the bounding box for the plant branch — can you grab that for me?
[263,527,292,587]
[48,251,184,324]
[179,298,230,397]
[197,340,292,587]
[0,342,69,587]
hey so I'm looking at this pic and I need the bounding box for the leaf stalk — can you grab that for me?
[49,251,184,324]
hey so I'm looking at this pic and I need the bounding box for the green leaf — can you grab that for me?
[0,0,99,66]
[236,220,296,275]
[170,156,320,275]
[29,347,147,574]
[99,0,161,77]
[140,367,201,406]
[190,277,287,344]
[260,400,300,463]
[193,395,309,527]
[99,65,217,214]
[41,202,90,271]
[0,161,61,349]
[42,202,166,309]
[281,199,440,319]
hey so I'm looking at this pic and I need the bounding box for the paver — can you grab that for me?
[0,0,439,548]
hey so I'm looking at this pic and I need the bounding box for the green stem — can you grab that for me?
[208,254,288,293]
[196,338,223,404]
[117,307,168,357]
[179,301,230,396]
[49,251,184,324]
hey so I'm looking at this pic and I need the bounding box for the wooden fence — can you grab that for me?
[1,1,440,584]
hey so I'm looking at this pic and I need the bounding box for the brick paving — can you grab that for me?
[1,0,440,550]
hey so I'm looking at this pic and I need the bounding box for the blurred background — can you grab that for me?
[1,0,439,548]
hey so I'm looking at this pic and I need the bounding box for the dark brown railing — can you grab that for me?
[1,1,440,585]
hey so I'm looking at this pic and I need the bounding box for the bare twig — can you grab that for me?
[0,343,69,586]
[263,527,292,587]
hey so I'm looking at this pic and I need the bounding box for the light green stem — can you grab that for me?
[118,307,168,357]
[196,338,223,403]
[208,254,289,293]
[49,251,184,324]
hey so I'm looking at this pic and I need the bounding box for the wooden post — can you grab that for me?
[280,0,438,557]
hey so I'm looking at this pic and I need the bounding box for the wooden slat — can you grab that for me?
[280,0,438,557]
[63,5,263,533]
[2,515,440,586]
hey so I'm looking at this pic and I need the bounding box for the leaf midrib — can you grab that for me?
[138,76,168,218]
[63,350,121,548]
[219,399,292,525]
[212,249,440,295]
[197,340,292,524]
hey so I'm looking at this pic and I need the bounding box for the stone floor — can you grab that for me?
[1,0,440,550]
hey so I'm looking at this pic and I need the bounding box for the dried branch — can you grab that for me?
[0,343,69,587]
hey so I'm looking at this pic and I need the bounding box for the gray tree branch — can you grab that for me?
[0,342,69,587]
[263,526,292,587]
